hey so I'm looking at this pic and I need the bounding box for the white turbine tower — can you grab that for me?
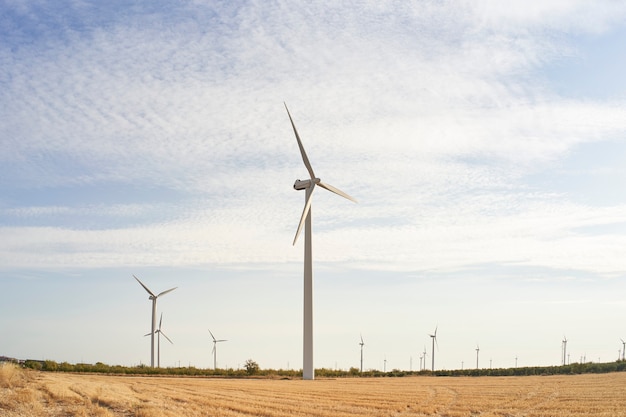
[429,326,438,372]
[285,103,357,380]
[359,334,365,373]
[562,336,568,365]
[209,330,227,370]
[134,275,177,368]
[475,345,480,370]
[621,339,625,361]
[145,313,173,368]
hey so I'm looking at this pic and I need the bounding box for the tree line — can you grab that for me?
[18,358,626,378]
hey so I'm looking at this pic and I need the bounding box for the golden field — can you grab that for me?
[2,363,626,416]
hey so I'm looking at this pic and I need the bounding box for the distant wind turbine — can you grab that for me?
[286,103,357,380]
[429,326,438,371]
[621,339,625,361]
[144,313,173,368]
[134,275,177,368]
[562,336,568,365]
[475,345,480,370]
[209,330,227,370]
[359,334,365,373]
[422,346,428,371]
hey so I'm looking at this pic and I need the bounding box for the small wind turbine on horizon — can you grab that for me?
[285,103,357,380]
[475,345,480,370]
[422,346,427,371]
[144,313,173,368]
[562,336,568,365]
[621,339,625,361]
[209,330,227,370]
[359,334,365,373]
[429,326,438,372]
[134,275,177,368]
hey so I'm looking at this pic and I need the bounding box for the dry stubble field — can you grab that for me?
[2,364,626,416]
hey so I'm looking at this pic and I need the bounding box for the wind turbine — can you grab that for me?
[475,345,480,370]
[359,334,365,373]
[422,346,428,371]
[144,313,173,368]
[285,103,357,380]
[429,326,438,372]
[134,275,177,368]
[621,339,625,361]
[209,330,227,370]
[562,336,568,365]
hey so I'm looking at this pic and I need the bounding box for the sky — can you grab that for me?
[2,0,626,373]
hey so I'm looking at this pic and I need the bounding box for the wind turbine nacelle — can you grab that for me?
[293,178,319,190]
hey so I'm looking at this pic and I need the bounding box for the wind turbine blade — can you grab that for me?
[212,345,216,354]
[293,185,315,245]
[285,103,315,180]
[318,181,357,203]
[157,287,177,298]
[144,332,152,337]
[158,313,163,330]
[217,339,227,342]
[134,275,156,297]
[209,330,216,342]
[161,331,174,345]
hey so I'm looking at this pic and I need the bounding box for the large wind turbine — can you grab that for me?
[145,313,173,368]
[285,103,357,380]
[359,334,365,373]
[209,330,227,370]
[429,326,438,372]
[134,275,177,368]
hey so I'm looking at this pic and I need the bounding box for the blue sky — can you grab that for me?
[2,0,626,372]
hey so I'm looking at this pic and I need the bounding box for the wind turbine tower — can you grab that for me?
[359,335,365,373]
[429,326,438,372]
[134,275,177,368]
[562,336,568,365]
[621,339,625,361]
[286,103,357,380]
[475,345,480,370]
[209,330,227,370]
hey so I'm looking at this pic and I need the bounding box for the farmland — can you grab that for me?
[2,363,626,416]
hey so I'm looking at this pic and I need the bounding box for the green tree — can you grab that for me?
[244,359,259,375]
[43,360,58,371]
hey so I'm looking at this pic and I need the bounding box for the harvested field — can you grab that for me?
[2,363,626,416]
